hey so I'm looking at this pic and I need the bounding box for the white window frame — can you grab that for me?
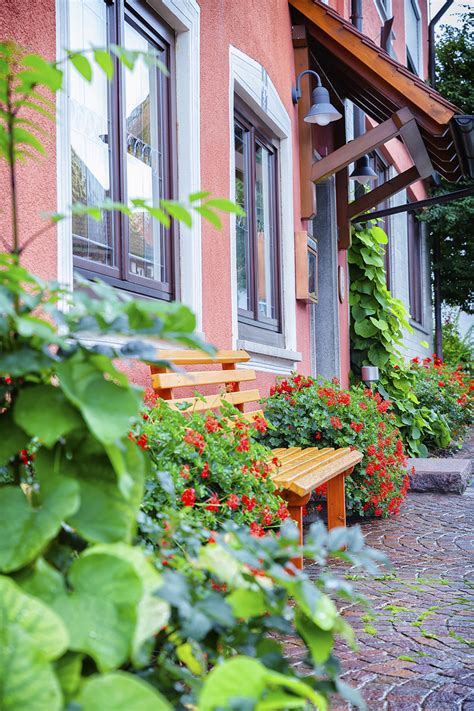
[405,0,423,76]
[56,0,202,329]
[229,46,300,374]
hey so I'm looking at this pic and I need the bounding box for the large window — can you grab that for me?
[405,0,421,75]
[234,104,280,337]
[407,210,423,324]
[69,0,175,299]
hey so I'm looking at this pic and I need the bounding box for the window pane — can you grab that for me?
[234,124,250,311]
[124,22,167,284]
[255,142,276,320]
[70,0,113,266]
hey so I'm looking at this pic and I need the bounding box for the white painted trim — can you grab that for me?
[55,0,202,328]
[56,0,73,293]
[229,46,297,363]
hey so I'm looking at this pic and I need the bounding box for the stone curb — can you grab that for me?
[406,457,472,494]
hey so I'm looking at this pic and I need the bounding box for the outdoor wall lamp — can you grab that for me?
[349,154,377,184]
[292,69,342,126]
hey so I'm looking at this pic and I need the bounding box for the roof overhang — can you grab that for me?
[289,0,468,183]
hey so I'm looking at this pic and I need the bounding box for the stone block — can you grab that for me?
[407,458,472,494]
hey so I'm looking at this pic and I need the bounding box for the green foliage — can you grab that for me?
[348,222,412,372]
[418,7,474,313]
[135,398,288,535]
[408,355,472,450]
[442,310,473,373]
[260,375,410,518]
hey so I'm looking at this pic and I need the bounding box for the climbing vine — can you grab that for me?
[348,222,447,457]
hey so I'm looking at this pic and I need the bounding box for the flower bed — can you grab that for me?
[134,395,290,536]
[260,375,410,518]
[408,355,473,451]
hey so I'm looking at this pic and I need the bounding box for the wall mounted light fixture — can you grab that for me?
[292,69,342,127]
[349,154,377,184]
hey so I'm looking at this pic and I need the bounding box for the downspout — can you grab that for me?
[428,0,454,358]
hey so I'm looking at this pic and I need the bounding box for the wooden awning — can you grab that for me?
[290,0,466,183]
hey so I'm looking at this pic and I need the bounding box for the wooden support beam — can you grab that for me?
[348,165,420,219]
[311,108,413,183]
[292,26,317,220]
[398,120,433,178]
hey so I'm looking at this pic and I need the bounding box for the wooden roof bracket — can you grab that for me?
[310,107,434,222]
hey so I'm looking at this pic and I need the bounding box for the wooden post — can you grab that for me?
[280,490,311,570]
[326,471,347,530]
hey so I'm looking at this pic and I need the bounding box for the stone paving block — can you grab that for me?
[407,457,472,493]
[289,484,474,709]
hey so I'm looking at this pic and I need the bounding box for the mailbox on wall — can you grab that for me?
[295,230,318,303]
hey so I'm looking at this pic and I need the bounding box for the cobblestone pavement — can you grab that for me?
[287,439,474,710]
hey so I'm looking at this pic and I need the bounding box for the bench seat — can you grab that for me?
[149,349,363,569]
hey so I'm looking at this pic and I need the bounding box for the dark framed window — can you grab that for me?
[234,101,281,338]
[373,153,391,288]
[69,0,176,300]
[407,210,423,324]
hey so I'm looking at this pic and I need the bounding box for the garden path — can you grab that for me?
[287,433,474,710]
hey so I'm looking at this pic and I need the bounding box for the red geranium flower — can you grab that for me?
[227,494,240,510]
[330,416,343,430]
[181,488,196,507]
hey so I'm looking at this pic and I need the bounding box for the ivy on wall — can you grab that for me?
[347,222,444,457]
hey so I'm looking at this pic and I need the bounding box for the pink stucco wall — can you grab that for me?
[199,0,312,397]
[0,0,57,280]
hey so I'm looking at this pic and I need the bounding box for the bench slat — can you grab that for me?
[152,368,256,390]
[279,451,363,496]
[273,448,343,482]
[274,448,354,485]
[167,389,261,413]
[153,349,251,366]
[275,447,332,466]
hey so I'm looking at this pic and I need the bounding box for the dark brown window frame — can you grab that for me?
[72,0,178,301]
[234,99,282,339]
[407,208,424,325]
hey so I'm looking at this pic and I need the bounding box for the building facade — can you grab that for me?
[1,0,466,395]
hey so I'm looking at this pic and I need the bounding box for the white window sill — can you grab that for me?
[237,339,302,375]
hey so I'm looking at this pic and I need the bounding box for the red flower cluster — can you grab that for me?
[270,373,315,396]
[181,488,196,507]
[183,428,206,454]
[330,416,342,430]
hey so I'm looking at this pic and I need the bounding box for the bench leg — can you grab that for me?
[326,471,347,530]
[280,491,311,570]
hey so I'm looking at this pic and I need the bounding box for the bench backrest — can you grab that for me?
[150,349,264,419]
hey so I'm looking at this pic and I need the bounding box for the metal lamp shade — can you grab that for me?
[349,154,377,184]
[304,85,343,126]
[361,365,380,383]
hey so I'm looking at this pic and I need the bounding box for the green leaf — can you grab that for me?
[369,317,388,331]
[56,354,141,445]
[76,672,172,711]
[189,190,211,202]
[160,199,193,227]
[14,385,83,447]
[194,205,223,229]
[354,319,378,338]
[52,544,169,671]
[0,576,68,711]
[204,197,246,216]
[12,127,45,155]
[20,54,63,91]
[0,465,79,573]
[371,225,389,244]
[68,52,92,81]
[54,652,83,700]
[294,609,334,663]
[66,440,145,543]
[419,340,429,348]
[227,588,267,620]
[0,411,29,465]
[93,49,114,80]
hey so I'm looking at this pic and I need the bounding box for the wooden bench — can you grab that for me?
[149,349,363,568]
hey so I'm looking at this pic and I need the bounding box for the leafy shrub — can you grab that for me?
[442,312,473,374]
[409,355,473,449]
[260,374,410,518]
[135,397,289,534]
